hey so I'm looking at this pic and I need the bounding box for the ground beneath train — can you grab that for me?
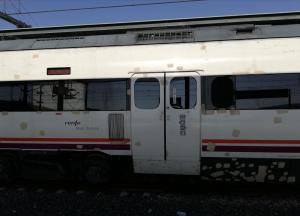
[0,182,299,216]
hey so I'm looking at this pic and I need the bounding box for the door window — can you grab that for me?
[170,77,197,109]
[135,78,160,109]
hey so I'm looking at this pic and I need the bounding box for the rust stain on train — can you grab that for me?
[277,109,289,114]
[273,116,282,124]
[253,70,265,74]
[207,143,216,151]
[229,110,240,115]
[216,109,227,114]
[232,129,240,137]
[167,63,174,68]
[176,66,183,71]
[232,71,250,75]
[32,54,39,59]
[200,44,207,51]
[133,67,141,72]
[202,110,215,115]
[20,122,28,130]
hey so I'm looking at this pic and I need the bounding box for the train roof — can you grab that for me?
[1,11,300,51]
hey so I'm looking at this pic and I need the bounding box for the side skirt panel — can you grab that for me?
[200,157,297,183]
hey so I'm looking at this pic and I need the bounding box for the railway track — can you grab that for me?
[1,175,299,195]
[1,177,300,216]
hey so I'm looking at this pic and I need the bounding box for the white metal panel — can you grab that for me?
[0,111,131,155]
[201,110,300,158]
[131,72,201,175]
[0,38,299,81]
[130,73,164,161]
[133,159,200,175]
[165,72,200,161]
[165,72,200,174]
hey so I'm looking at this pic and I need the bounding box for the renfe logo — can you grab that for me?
[65,120,81,127]
[179,114,186,136]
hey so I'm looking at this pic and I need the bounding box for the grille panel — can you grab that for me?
[108,114,124,139]
[136,30,194,42]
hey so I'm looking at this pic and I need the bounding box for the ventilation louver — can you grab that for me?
[36,36,84,42]
[136,30,194,42]
[108,114,125,139]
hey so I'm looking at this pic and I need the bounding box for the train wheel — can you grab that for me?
[0,157,17,182]
[83,157,111,184]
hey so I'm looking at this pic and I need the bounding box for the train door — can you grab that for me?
[131,72,200,175]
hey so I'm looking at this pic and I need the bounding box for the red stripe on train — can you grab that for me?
[0,143,130,150]
[0,137,130,143]
[202,139,300,145]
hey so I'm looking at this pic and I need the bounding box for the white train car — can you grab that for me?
[0,12,300,183]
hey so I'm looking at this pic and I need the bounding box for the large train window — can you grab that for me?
[86,80,128,111]
[235,75,294,109]
[0,79,130,112]
[0,83,28,111]
[170,77,197,109]
[203,73,300,110]
[134,78,160,109]
[0,81,62,111]
[211,76,234,109]
[32,81,59,111]
[63,81,86,111]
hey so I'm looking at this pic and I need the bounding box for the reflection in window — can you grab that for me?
[32,82,59,111]
[0,83,26,111]
[203,73,300,110]
[0,82,61,111]
[135,78,160,109]
[63,81,85,111]
[86,80,128,111]
[235,75,293,109]
[0,79,130,112]
[170,77,197,109]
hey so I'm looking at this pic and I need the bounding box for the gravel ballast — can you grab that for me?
[0,186,300,216]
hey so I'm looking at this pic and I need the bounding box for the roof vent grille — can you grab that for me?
[36,36,84,42]
[136,30,194,42]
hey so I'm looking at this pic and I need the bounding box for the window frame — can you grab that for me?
[0,78,130,112]
[134,77,161,110]
[85,79,130,111]
[202,73,300,110]
[169,76,197,110]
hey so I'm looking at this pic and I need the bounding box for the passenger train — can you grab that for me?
[0,12,300,183]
